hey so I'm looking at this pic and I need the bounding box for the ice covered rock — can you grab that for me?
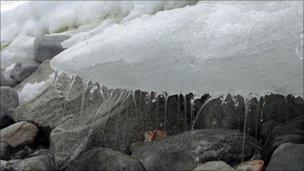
[34,35,70,63]
[131,129,259,171]
[12,73,188,169]
[65,147,145,171]
[0,121,39,148]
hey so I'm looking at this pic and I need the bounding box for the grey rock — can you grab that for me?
[12,73,188,169]
[0,160,8,171]
[0,86,19,110]
[65,147,145,171]
[9,63,38,82]
[193,161,235,171]
[263,124,304,163]
[0,142,14,160]
[1,68,18,87]
[0,86,19,129]
[14,60,54,92]
[11,146,32,159]
[0,121,39,147]
[267,143,304,171]
[131,129,259,171]
[34,35,70,63]
[5,150,56,171]
[259,121,279,143]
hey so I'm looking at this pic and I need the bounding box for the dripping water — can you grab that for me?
[62,76,76,116]
[132,90,137,116]
[241,97,248,162]
[163,93,168,131]
[80,80,89,115]
[191,97,211,130]
[183,95,187,121]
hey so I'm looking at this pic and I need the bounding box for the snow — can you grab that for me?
[18,74,54,103]
[1,1,303,97]
[51,1,303,97]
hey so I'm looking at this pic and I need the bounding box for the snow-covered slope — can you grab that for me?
[1,1,303,97]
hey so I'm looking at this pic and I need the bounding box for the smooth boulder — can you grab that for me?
[34,35,70,63]
[193,161,235,171]
[66,147,145,171]
[0,142,14,160]
[267,143,304,171]
[4,149,56,171]
[0,121,39,147]
[131,129,259,171]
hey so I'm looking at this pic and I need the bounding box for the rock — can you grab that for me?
[9,63,38,82]
[0,121,39,147]
[12,73,188,169]
[0,142,14,160]
[236,160,264,171]
[0,86,19,129]
[14,60,54,92]
[131,129,259,171]
[5,149,56,171]
[267,143,304,171]
[11,146,32,159]
[0,160,8,170]
[65,147,145,171]
[0,86,19,110]
[34,35,70,63]
[193,161,235,171]
[193,94,245,132]
[262,124,304,163]
[259,121,279,143]
[1,68,18,87]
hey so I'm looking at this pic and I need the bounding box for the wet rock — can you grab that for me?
[262,124,304,163]
[193,161,235,171]
[0,142,14,160]
[5,149,56,171]
[193,94,245,131]
[12,73,188,169]
[65,147,145,171]
[0,121,39,147]
[259,121,279,143]
[267,143,304,171]
[11,146,32,159]
[9,63,38,82]
[131,129,259,171]
[259,94,304,123]
[34,35,70,63]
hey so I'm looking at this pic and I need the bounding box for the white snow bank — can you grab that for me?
[51,1,303,97]
[1,1,196,44]
[18,74,54,103]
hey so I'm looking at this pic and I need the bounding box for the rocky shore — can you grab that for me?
[1,36,303,171]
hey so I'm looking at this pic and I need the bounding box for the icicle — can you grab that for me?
[190,97,194,124]
[191,97,211,130]
[164,93,168,131]
[132,90,137,116]
[241,97,248,162]
[183,95,187,120]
